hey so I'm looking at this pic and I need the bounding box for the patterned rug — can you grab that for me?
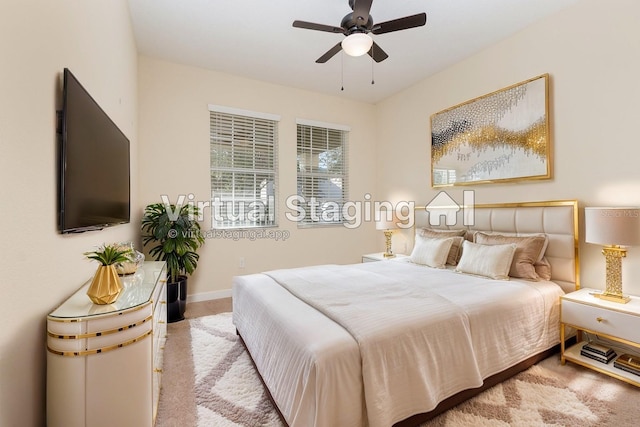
[190,313,625,427]
[190,313,283,426]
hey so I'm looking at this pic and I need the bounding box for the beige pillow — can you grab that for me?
[472,231,548,262]
[474,232,547,280]
[455,241,517,280]
[417,228,466,265]
[410,236,455,269]
[534,257,552,281]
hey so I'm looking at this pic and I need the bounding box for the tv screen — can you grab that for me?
[59,68,130,233]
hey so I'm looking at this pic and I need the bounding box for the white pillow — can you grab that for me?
[455,241,517,280]
[410,236,455,269]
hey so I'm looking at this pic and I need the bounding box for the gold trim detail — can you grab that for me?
[47,302,150,323]
[47,329,152,357]
[47,315,152,339]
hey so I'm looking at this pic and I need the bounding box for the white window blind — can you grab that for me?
[210,107,279,228]
[296,121,349,227]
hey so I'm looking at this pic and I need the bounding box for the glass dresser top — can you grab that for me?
[48,261,166,319]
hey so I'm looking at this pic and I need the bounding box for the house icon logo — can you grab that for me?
[425,190,475,227]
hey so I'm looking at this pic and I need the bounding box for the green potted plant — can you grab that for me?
[84,244,133,305]
[141,202,205,322]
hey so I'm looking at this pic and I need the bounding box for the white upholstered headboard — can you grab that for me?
[413,200,579,293]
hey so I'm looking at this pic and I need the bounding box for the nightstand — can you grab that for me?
[560,288,640,387]
[362,253,408,263]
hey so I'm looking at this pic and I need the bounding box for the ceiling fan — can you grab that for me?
[293,0,427,63]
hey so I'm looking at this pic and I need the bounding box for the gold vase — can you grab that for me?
[87,265,123,305]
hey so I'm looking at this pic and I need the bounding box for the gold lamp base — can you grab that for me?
[594,292,631,304]
[383,230,395,258]
[595,245,630,304]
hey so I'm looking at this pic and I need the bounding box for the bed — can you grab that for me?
[232,200,579,427]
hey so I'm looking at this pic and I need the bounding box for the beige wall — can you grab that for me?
[376,0,640,294]
[0,1,138,425]
[138,57,379,298]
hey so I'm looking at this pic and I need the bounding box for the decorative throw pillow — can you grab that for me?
[534,257,552,281]
[472,231,548,262]
[455,241,517,280]
[410,235,455,269]
[474,232,547,280]
[417,228,466,265]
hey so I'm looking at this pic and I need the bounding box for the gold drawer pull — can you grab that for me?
[596,317,605,323]
[154,368,163,373]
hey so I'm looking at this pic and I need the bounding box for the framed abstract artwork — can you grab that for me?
[431,74,550,187]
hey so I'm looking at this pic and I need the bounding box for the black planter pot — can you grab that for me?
[166,275,188,323]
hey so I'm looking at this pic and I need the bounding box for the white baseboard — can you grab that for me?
[187,289,232,303]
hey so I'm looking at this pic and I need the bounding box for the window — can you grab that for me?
[296,119,349,227]
[209,105,279,228]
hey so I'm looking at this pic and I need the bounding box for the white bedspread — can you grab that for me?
[233,259,564,427]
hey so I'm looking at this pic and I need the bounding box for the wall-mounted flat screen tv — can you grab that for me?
[59,68,130,233]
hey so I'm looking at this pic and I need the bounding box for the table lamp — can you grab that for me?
[585,207,640,303]
[375,211,400,258]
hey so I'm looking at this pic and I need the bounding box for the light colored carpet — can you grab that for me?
[157,309,640,427]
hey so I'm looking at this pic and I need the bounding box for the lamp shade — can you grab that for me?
[341,33,373,57]
[376,211,400,231]
[585,207,640,247]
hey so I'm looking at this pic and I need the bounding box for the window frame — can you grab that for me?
[295,118,350,228]
[209,104,280,230]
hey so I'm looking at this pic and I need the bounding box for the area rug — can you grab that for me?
[190,313,634,427]
[190,313,283,426]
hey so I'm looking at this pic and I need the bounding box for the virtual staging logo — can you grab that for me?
[425,190,476,227]
[158,190,475,238]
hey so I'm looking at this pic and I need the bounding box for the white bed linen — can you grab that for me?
[232,259,564,427]
[233,274,365,427]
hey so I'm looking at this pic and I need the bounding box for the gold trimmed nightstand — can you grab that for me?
[362,253,409,263]
[560,288,640,387]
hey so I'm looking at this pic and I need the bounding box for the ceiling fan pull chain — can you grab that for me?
[341,51,345,91]
[371,54,375,85]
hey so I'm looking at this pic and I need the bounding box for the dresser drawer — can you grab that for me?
[562,299,640,343]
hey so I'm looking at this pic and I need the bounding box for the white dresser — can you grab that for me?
[47,261,167,427]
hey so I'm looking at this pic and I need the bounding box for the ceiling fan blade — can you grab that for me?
[352,0,373,26]
[293,20,344,34]
[316,42,343,63]
[371,12,427,35]
[368,41,388,63]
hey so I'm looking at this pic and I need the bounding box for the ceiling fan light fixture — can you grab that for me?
[341,33,373,57]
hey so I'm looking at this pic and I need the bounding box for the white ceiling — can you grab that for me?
[128,0,579,104]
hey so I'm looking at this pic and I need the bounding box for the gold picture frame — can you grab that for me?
[431,74,551,187]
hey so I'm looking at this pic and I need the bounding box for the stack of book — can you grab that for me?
[580,342,616,364]
[614,354,640,377]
